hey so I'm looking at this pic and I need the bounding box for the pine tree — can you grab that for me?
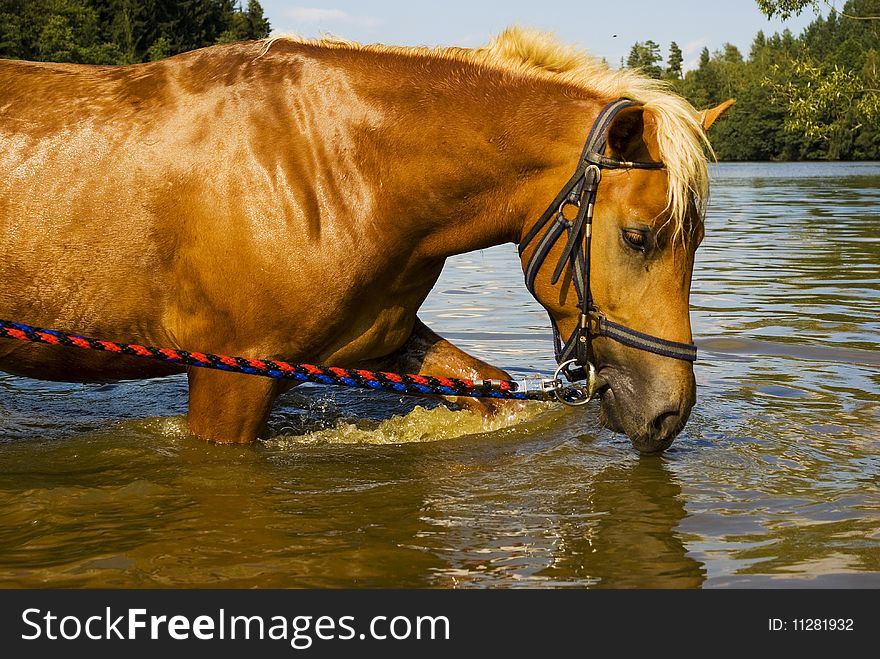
[216,0,270,44]
[626,40,663,78]
[0,0,272,63]
[699,47,710,69]
[245,0,270,38]
[666,41,683,80]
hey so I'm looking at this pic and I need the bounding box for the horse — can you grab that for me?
[0,27,732,453]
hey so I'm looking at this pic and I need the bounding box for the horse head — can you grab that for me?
[520,98,733,453]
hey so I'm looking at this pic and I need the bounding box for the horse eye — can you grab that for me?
[622,229,648,250]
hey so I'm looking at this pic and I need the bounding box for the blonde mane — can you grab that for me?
[262,26,711,240]
[479,27,712,241]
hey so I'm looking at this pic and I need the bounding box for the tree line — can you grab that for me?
[626,0,880,160]
[2,1,876,160]
[0,0,270,64]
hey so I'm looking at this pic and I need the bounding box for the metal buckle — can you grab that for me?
[556,199,579,224]
[587,310,604,334]
[511,376,566,397]
[551,359,599,407]
[511,360,599,407]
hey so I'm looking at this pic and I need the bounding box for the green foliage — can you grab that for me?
[217,0,271,43]
[754,0,880,155]
[638,0,880,160]
[624,1,878,158]
[627,40,663,78]
[666,41,683,80]
[756,0,821,19]
[0,0,271,64]
[146,34,170,61]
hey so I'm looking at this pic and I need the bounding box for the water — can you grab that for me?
[0,162,878,588]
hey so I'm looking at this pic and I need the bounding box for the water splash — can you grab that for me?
[268,401,562,447]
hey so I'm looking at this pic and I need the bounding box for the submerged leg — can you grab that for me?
[368,317,522,417]
[184,317,517,442]
[186,367,281,443]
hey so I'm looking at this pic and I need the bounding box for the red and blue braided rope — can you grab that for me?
[0,319,538,400]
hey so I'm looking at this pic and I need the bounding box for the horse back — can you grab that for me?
[0,43,409,381]
[0,50,261,369]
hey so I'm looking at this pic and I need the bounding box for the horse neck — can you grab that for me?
[351,54,599,260]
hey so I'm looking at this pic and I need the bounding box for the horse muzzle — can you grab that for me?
[595,365,695,453]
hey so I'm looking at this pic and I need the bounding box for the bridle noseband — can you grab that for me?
[519,98,698,385]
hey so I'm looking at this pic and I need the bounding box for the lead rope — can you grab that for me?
[0,319,598,405]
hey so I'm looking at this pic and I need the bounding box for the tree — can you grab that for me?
[245,0,270,38]
[751,30,767,60]
[756,0,822,18]
[147,34,170,60]
[665,41,683,80]
[681,47,721,108]
[0,0,271,63]
[670,1,880,159]
[757,0,880,140]
[217,0,271,43]
[758,0,878,19]
[699,46,710,69]
[626,40,663,78]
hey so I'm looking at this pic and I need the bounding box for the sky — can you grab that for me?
[257,0,822,72]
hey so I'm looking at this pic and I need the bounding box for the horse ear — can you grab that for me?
[606,105,650,161]
[698,99,735,132]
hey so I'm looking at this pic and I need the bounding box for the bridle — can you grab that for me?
[519,98,698,390]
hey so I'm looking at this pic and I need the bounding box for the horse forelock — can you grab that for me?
[260,26,710,242]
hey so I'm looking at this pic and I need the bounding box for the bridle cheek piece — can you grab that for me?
[519,98,698,388]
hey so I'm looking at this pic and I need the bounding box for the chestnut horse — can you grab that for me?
[0,28,732,452]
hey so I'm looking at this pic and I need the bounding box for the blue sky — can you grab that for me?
[258,1,820,71]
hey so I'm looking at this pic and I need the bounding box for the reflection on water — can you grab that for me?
[535,459,705,588]
[0,162,879,588]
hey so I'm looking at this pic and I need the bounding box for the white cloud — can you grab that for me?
[284,8,348,22]
[682,38,708,57]
[681,37,708,73]
[282,7,381,28]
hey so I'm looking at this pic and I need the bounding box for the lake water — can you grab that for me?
[0,162,878,588]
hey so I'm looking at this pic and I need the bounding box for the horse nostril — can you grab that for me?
[651,409,681,436]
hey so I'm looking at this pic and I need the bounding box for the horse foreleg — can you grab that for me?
[186,367,281,443]
[371,317,522,417]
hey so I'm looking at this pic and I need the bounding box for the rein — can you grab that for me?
[519,98,698,382]
[0,319,591,405]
